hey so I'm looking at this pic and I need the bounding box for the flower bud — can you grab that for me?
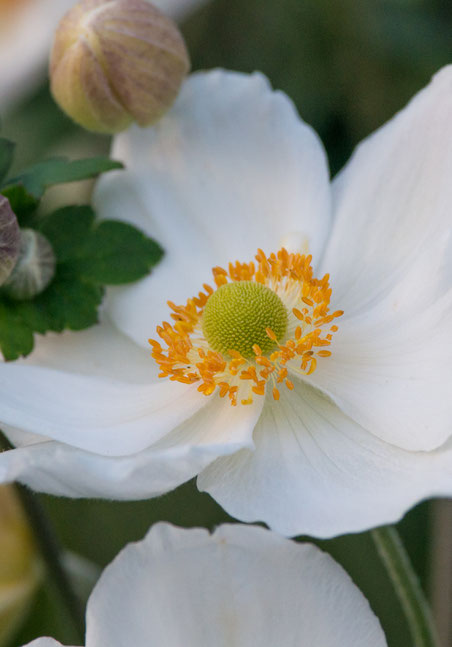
[0,196,20,287]
[0,486,41,646]
[50,0,190,134]
[3,229,56,300]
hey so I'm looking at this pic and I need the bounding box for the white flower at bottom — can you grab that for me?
[1,68,452,538]
[21,523,387,647]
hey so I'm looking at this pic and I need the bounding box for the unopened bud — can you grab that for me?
[50,0,190,134]
[0,197,20,286]
[0,486,41,646]
[3,229,56,300]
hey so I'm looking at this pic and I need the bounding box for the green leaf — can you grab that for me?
[40,206,163,283]
[34,273,104,332]
[0,138,15,184]
[11,297,53,336]
[0,275,104,360]
[39,205,96,262]
[4,157,123,199]
[13,269,104,334]
[0,203,163,360]
[0,302,34,360]
[75,220,164,284]
[11,277,102,335]
[0,183,39,221]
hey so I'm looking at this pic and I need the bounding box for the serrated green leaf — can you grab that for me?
[73,220,164,284]
[11,297,52,336]
[39,205,96,262]
[0,202,162,360]
[0,302,34,360]
[39,206,163,283]
[0,271,104,359]
[0,138,15,184]
[4,157,123,199]
[34,274,104,331]
[0,184,39,222]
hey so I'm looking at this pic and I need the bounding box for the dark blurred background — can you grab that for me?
[2,1,452,646]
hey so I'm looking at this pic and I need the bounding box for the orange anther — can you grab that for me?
[266,327,277,341]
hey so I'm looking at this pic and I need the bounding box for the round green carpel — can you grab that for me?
[202,281,288,359]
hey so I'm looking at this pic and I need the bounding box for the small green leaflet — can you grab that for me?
[1,156,123,220]
[0,205,163,361]
[4,156,124,198]
[0,302,34,360]
[70,221,164,284]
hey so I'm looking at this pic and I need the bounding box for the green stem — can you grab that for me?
[0,432,85,642]
[371,526,441,647]
[15,484,86,644]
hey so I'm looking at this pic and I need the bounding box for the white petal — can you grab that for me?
[198,381,452,538]
[321,65,452,317]
[0,441,217,499]
[0,396,261,499]
[307,289,452,451]
[0,396,263,500]
[85,523,386,647]
[0,364,207,456]
[94,69,331,346]
[17,319,158,383]
[23,640,67,647]
[152,391,262,451]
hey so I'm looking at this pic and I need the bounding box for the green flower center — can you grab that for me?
[202,280,288,358]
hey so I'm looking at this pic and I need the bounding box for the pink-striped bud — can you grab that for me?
[50,0,190,134]
[0,196,20,286]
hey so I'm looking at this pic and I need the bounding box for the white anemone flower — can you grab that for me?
[0,0,208,113]
[1,68,452,538]
[21,523,387,647]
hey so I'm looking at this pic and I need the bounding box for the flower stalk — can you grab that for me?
[14,484,86,644]
[0,434,84,643]
[371,526,441,647]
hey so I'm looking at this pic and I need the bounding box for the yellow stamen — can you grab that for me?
[149,248,343,406]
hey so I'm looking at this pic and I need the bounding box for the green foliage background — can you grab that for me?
[3,1,451,646]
